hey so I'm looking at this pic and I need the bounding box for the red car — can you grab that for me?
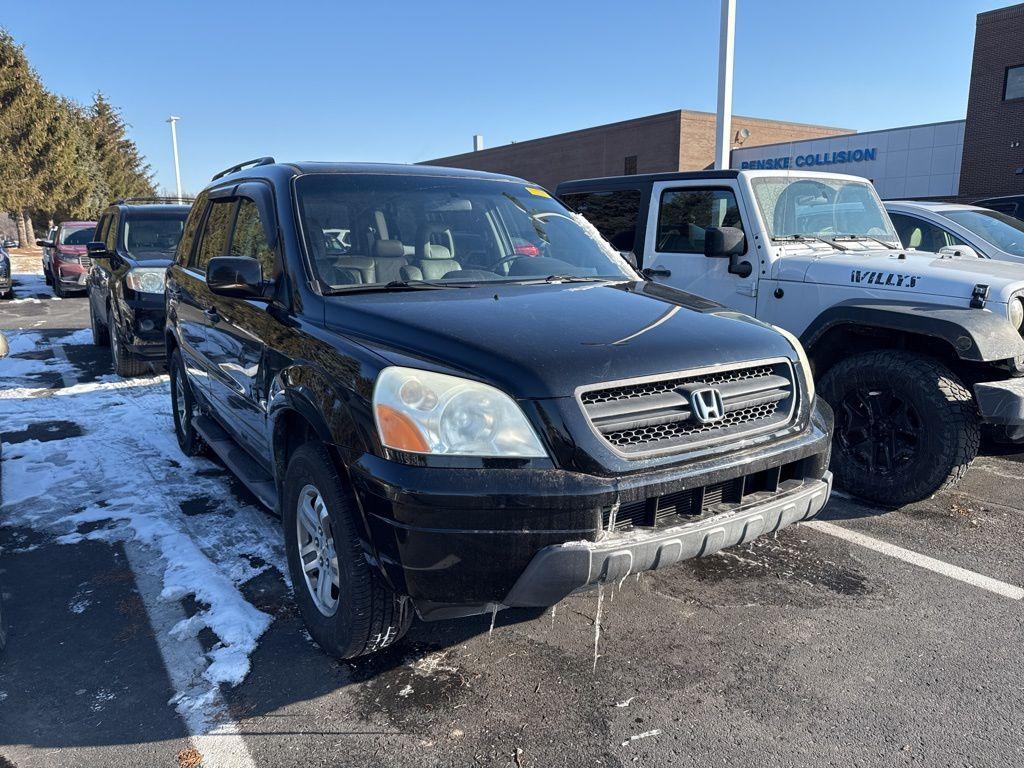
[38,221,97,297]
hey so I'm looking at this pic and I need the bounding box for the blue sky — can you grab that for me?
[7,0,1012,194]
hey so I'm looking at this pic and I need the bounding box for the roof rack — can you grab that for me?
[113,196,196,205]
[211,157,276,181]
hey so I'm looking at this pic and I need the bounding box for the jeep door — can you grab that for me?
[641,180,757,315]
[202,186,278,459]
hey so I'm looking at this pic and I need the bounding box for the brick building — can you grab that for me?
[958,2,1024,198]
[422,110,851,191]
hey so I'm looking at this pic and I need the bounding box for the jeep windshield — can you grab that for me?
[294,174,637,291]
[751,176,899,248]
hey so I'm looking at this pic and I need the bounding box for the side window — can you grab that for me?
[889,212,952,252]
[561,190,641,252]
[656,188,744,254]
[192,199,236,272]
[104,214,119,251]
[230,199,275,277]
[93,216,108,245]
[176,192,208,266]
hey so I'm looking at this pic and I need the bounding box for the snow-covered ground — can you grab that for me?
[1,328,289,732]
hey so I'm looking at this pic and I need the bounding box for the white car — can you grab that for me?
[885,200,1024,263]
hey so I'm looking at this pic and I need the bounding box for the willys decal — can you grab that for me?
[851,270,920,288]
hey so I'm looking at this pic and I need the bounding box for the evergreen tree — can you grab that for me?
[90,92,155,202]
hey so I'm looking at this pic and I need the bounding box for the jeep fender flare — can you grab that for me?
[800,300,1024,363]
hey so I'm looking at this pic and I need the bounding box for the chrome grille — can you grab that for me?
[580,360,796,456]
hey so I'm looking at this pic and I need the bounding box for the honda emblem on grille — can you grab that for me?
[690,387,725,424]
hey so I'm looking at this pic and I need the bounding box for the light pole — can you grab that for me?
[714,0,736,170]
[166,116,183,203]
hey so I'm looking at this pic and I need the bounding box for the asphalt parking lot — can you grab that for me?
[2,262,1023,768]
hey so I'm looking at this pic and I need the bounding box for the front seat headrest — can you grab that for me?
[423,244,451,260]
[373,239,405,258]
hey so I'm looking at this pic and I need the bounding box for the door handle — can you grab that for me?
[643,266,671,278]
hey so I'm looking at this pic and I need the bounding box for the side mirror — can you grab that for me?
[36,239,55,248]
[207,256,266,300]
[618,250,638,269]
[938,244,981,259]
[86,241,109,256]
[704,226,752,278]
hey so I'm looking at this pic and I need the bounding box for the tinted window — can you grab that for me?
[1006,65,1024,100]
[657,188,744,253]
[562,190,641,253]
[123,216,185,257]
[104,214,119,251]
[192,200,236,271]
[889,212,959,252]
[93,217,108,246]
[176,193,207,266]
[230,199,275,277]
[943,209,1024,257]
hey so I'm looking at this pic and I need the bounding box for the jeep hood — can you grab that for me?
[779,248,1024,304]
[323,281,797,398]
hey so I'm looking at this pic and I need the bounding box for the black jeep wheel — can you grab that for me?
[283,442,411,659]
[820,351,980,506]
[169,348,207,457]
[108,306,147,377]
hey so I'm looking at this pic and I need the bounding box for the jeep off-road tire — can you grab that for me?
[169,349,207,457]
[108,307,147,378]
[283,442,411,659]
[819,351,980,506]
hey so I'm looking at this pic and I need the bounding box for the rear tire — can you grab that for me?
[89,298,109,347]
[169,348,207,457]
[819,351,980,506]
[283,442,411,659]
[108,307,147,377]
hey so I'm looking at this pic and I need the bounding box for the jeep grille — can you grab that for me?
[579,360,796,456]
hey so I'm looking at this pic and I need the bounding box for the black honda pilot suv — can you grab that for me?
[165,159,834,659]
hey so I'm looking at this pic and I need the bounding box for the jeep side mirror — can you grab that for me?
[36,239,55,248]
[704,226,752,278]
[86,241,108,256]
[207,256,267,300]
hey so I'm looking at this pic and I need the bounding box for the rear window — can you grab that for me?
[59,225,96,245]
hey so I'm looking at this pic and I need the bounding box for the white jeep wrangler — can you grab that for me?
[558,169,1024,505]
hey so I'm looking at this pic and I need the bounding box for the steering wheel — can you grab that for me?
[487,254,530,275]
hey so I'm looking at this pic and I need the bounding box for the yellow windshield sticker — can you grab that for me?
[525,186,550,198]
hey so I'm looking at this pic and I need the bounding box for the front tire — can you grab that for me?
[283,442,411,659]
[819,351,980,506]
[169,348,207,457]
[108,307,147,377]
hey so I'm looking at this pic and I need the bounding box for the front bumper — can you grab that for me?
[350,400,833,620]
[55,261,87,289]
[974,378,1024,439]
[115,295,167,361]
[505,472,831,607]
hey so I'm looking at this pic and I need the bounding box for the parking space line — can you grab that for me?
[805,520,1024,601]
[51,342,258,768]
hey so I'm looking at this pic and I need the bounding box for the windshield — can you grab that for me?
[60,224,96,245]
[295,174,636,290]
[942,209,1024,257]
[122,215,186,257]
[750,176,899,246]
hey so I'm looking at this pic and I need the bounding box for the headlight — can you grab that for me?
[373,367,547,457]
[1009,297,1024,330]
[770,324,815,403]
[125,267,167,294]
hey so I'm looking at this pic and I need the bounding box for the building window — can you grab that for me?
[1005,65,1024,101]
[624,155,637,175]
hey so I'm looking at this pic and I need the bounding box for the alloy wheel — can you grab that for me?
[836,386,921,476]
[296,484,340,616]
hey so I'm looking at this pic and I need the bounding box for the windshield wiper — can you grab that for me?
[324,280,454,295]
[831,234,899,249]
[522,274,614,284]
[771,234,849,251]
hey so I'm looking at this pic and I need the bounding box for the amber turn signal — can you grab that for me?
[375,404,430,453]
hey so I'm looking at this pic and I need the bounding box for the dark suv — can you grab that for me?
[165,159,834,659]
[87,199,191,376]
